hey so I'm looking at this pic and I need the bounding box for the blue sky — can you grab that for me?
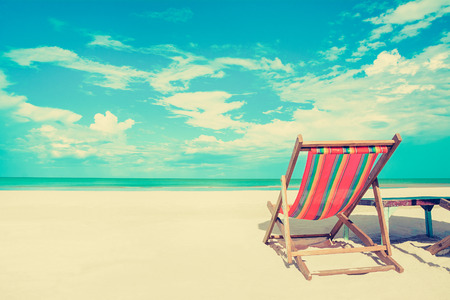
[0,0,449,178]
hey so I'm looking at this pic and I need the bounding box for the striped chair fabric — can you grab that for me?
[288,146,388,220]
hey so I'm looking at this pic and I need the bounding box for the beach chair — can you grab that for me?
[263,134,404,280]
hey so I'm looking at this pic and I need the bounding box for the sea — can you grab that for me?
[0,177,449,191]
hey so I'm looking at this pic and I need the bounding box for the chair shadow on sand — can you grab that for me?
[258,213,450,273]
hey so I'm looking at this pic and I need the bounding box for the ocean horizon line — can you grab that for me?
[0,177,449,191]
[2,176,450,180]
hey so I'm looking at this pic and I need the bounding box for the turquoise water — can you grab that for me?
[0,177,449,191]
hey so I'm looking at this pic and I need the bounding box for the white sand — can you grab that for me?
[0,188,448,300]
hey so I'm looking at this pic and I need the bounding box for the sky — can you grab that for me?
[0,0,449,179]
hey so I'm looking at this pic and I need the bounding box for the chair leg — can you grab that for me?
[263,192,283,244]
[372,179,392,256]
[337,213,375,247]
[294,256,312,280]
[281,175,293,264]
[428,235,450,255]
[336,212,403,273]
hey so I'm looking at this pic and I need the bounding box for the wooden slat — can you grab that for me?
[266,202,286,240]
[285,134,303,187]
[440,198,450,211]
[281,175,293,263]
[292,245,387,257]
[337,212,404,273]
[266,201,276,214]
[336,213,376,247]
[268,204,403,276]
[262,135,303,244]
[428,198,450,255]
[373,249,404,273]
[300,139,395,150]
[270,233,330,239]
[294,256,312,280]
[312,265,395,277]
[266,198,313,280]
[262,196,283,244]
[372,178,392,256]
[427,236,450,255]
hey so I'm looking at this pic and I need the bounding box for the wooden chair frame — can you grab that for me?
[427,198,450,255]
[263,133,404,280]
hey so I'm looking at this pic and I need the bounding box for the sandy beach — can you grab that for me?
[0,188,448,300]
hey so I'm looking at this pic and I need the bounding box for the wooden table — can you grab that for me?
[346,197,450,255]
[358,197,445,238]
[356,197,450,255]
[341,197,447,240]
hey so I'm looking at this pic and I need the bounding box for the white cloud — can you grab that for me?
[210,70,225,78]
[346,57,362,63]
[350,1,446,60]
[216,57,294,73]
[366,0,450,42]
[59,37,294,94]
[149,61,220,93]
[423,47,450,70]
[6,46,149,90]
[393,20,432,41]
[215,57,260,70]
[185,135,224,154]
[391,83,435,94]
[88,35,133,51]
[162,91,241,113]
[5,47,78,66]
[3,24,448,168]
[364,49,419,76]
[369,24,393,40]
[263,106,283,115]
[250,41,450,144]
[35,125,97,158]
[376,96,400,104]
[368,41,387,50]
[32,125,127,159]
[0,70,82,125]
[185,108,403,158]
[260,57,294,73]
[158,91,248,130]
[351,41,386,58]
[1,70,137,160]
[90,111,135,134]
[30,111,136,159]
[368,0,449,25]
[186,59,447,154]
[185,119,301,158]
[0,91,26,109]
[320,46,347,61]
[0,70,27,109]
[441,32,450,43]
[147,54,295,94]
[14,102,82,124]
[80,42,233,93]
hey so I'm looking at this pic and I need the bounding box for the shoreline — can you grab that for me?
[1,185,450,192]
[1,177,449,191]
